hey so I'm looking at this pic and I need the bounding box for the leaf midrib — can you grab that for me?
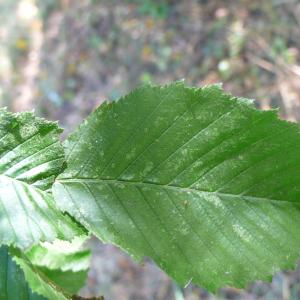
[56,178,298,205]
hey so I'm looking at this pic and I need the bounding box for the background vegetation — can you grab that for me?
[0,0,300,299]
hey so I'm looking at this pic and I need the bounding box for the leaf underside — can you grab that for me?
[53,82,300,291]
[0,109,83,250]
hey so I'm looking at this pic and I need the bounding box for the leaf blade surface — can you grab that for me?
[54,83,300,290]
[0,109,83,249]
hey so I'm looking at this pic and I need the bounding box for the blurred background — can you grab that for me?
[1,0,300,299]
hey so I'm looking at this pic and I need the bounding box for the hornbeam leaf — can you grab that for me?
[0,246,46,300]
[26,236,91,295]
[26,237,91,295]
[37,267,88,295]
[27,236,91,272]
[53,82,300,291]
[11,248,70,300]
[2,238,90,300]
[0,109,83,249]
[0,109,63,191]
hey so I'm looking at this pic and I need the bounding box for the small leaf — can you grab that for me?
[26,237,91,295]
[54,82,300,291]
[27,236,91,272]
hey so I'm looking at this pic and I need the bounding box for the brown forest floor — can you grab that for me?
[1,0,300,299]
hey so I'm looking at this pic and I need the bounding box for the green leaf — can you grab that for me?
[26,237,91,295]
[12,248,70,300]
[0,109,63,191]
[27,236,91,272]
[0,246,46,300]
[53,82,300,291]
[0,109,84,249]
[37,267,88,295]
[4,236,91,300]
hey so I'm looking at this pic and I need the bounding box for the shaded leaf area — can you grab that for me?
[54,82,300,291]
[0,109,84,249]
[0,246,46,300]
[37,267,88,296]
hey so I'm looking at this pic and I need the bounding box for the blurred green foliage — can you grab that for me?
[128,0,171,19]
